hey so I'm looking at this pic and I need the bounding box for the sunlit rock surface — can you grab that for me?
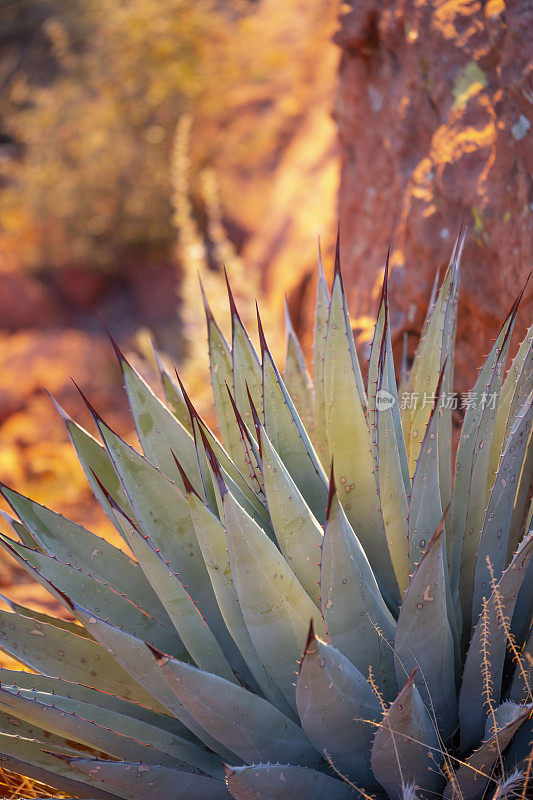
[336,0,532,386]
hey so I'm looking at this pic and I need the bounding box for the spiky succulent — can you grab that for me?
[0,235,531,800]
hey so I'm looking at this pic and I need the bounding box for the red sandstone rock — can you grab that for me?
[336,0,532,389]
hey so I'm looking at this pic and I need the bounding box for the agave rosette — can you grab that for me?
[0,235,531,800]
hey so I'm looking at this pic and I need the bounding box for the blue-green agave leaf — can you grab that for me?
[324,266,399,608]
[222,480,326,711]
[370,671,443,800]
[260,311,329,523]
[320,482,397,702]
[507,433,533,566]
[0,594,92,638]
[472,392,533,625]
[451,294,521,640]
[295,621,381,787]
[94,418,227,637]
[312,244,331,471]
[228,276,263,431]
[0,534,182,657]
[191,405,272,533]
[152,650,320,767]
[0,485,167,627]
[224,763,354,800]
[395,520,458,740]
[504,709,533,774]
[118,353,203,492]
[224,384,265,500]
[402,241,461,476]
[202,284,247,470]
[459,531,533,753]
[487,323,532,500]
[60,597,239,762]
[106,500,237,684]
[0,609,158,708]
[260,428,323,606]
[284,300,315,442]
[187,490,291,713]
[151,342,193,434]
[508,625,532,704]
[49,393,139,540]
[368,255,410,491]
[511,553,533,656]
[444,702,531,800]
[0,735,121,800]
[369,262,410,594]
[0,668,189,737]
[407,374,444,573]
[67,757,229,800]
[0,509,40,550]
[0,680,216,771]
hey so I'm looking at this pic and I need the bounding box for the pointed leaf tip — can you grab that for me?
[173,368,198,423]
[377,248,390,313]
[502,271,531,336]
[70,379,106,426]
[171,450,201,498]
[50,585,76,614]
[224,267,242,325]
[334,222,341,280]
[145,641,168,665]
[198,274,215,324]
[511,270,531,316]
[304,619,316,656]
[256,302,268,359]
[99,316,128,367]
[46,751,74,765]
[43,388,70,422]
[406,667,417,685]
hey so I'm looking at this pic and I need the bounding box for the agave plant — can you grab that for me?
[0,235,531,800]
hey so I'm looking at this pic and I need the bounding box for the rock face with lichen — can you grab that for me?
[336,0,532,387]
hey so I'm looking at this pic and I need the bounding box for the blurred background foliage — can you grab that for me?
[1,0,238,270]
[0,0,339,670]
[0,0,338,284]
